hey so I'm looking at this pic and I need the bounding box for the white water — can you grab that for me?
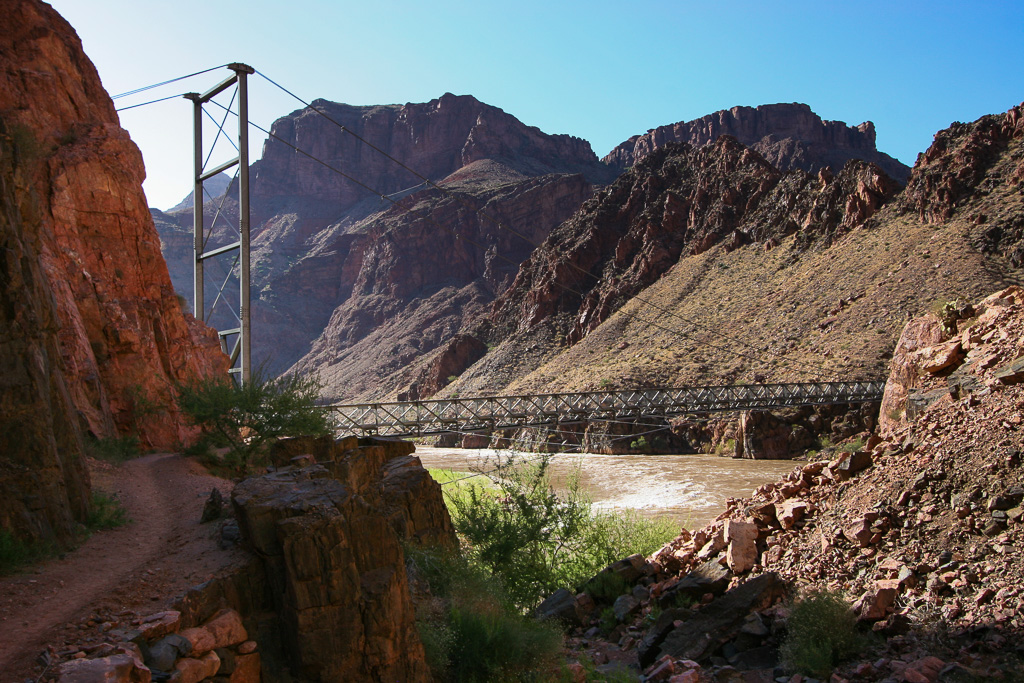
[415,446,797,532]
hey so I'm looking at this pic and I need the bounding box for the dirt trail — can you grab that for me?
[0,453,246,682]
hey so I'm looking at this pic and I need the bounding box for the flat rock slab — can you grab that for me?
[654,572,787,664]
[658,558,731,609]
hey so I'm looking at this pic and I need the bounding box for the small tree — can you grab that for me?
[177,371,335,474]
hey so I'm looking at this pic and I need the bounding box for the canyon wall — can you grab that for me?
[0,0,227,453]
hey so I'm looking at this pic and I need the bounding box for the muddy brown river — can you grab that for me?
[414,446,798,532]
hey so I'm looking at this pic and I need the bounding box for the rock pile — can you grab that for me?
[55,608,257,683]
[560,286,1024,681]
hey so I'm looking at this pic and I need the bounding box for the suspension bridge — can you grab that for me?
[326,381,886,438]
[117,65,891,442]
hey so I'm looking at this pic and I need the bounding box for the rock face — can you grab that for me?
[459,137,900,394]
[0,0,227,451]
[444,102,1022,401]
[497,139,900,346]
[232,436,454,681]
[0,123,89,545]
[899,102,1024,264]
[603,102,911,183]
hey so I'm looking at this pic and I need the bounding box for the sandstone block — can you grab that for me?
[174,651,220,683]
[725,519,758,573]
[201,609,247,650]
[854,579,899,621]
[137,611,181,641]
[915,339,964,374]
[775,501,808,530]
[835,451,872,479]
[843,518,873,547]
[227,653,260,683]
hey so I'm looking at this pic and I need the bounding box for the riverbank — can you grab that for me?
[415,446,796,532]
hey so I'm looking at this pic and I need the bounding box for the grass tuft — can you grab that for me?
[781,589,868,677]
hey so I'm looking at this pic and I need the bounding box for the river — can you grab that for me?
[414,446,798,532]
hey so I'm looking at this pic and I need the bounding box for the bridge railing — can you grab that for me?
[326,380,887,438]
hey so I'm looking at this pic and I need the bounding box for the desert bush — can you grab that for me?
[86,491,130,531]
[781,589,867,677]
[176,370,334,475]
[445,453,676,611]
[406,546,562,682]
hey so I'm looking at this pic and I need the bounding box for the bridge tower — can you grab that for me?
[184,63,254,384]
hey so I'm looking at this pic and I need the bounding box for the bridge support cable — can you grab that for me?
[327,381,886,438]
[184,63,255,384]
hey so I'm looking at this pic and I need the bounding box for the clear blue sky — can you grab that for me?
[49,0,1024,210]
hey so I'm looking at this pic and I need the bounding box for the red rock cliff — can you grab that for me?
[0,0,227,450]
[603,103,910,183]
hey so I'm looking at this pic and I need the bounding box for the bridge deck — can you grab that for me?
[328,381,886,438]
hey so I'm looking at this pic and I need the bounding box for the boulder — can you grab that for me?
[174,651,221,683]
[536,588,586,627]
[775,501,809,530]
[835,451,872,479]
[725,519,759,573]
[232,455,433,682]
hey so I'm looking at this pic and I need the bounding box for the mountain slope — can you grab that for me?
[448,104,1023,398]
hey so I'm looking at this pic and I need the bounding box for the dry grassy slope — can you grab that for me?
[449,107,1023,397]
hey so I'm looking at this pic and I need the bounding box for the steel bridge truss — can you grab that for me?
[185,63,254,383]
[328,381,887,438]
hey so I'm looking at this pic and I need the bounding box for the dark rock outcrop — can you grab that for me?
[0,122,89,545]
[231,437,453,681]
[604,102,910,183]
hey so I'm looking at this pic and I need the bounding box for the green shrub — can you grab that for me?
[406,545,562,682]
[87,491,130,530]
[445,454,675,611]
[838,436,865,454]
[176,370,335,475]
[629,436,649,451]
[0,531,40,575]
[84,435,140,463]
[781,589,866,677]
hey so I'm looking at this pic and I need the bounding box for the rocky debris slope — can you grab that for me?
[33,437,454,682]
[556,286,1024,681]
[603,103,911,183]
[0,0,226,451]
